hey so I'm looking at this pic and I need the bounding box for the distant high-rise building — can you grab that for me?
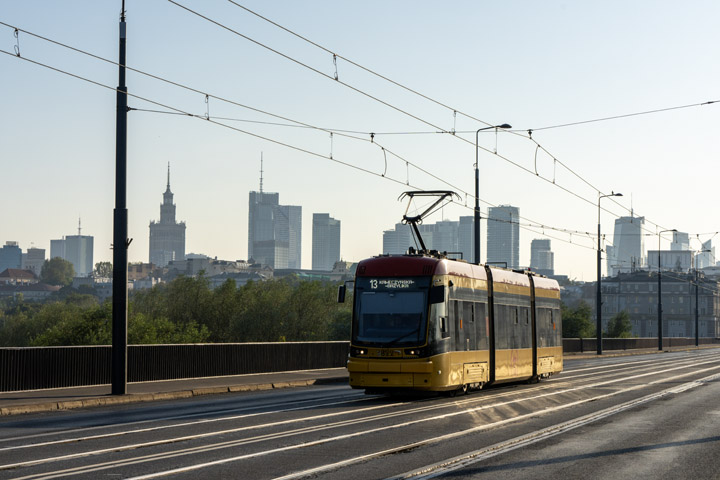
[22,247,46,277]
[530,239,554,276]
[149,164,186,267]
[51,220,94,277]
[0,241,22,272]
[486,205,520,269]
[247,160,302,269]
[671,231,690,251]
[312,213,341,271]
[382,218,473,260]
[458,216,475,263]
[383,223,413,255]
[607,214,645,276]
[64,234,94,276]
[697,240,715,269]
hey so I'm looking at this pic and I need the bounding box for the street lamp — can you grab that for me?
[596,191,622,355]
[475,124,512,265]
[693,249,711,347]
[657,228,677,351]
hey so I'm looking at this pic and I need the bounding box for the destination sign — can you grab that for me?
[368,279,416,290]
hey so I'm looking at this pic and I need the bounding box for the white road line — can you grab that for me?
[0,390,365,446]
[274,369,720,480]
[392,372,720,479]
[118,363,720,480]
[7,354,720,479]
[0,394,373,453]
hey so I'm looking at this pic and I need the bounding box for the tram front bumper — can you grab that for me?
[347,358,434,389]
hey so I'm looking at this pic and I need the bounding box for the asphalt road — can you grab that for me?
[2,349,720,479]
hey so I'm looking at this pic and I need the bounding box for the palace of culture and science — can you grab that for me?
[149,165,186,267]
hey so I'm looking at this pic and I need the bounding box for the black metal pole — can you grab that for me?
[596,217,602,355]
[112,2,128,395]
[658,241,663,351]
[474,151,480,265]
[695,268,699,347]
[474,124,511,265]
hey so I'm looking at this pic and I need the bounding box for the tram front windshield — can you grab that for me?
[353,277,429,346]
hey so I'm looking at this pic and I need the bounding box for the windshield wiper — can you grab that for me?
[387,326,420,344]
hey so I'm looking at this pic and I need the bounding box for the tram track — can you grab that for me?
[4,350,720,479]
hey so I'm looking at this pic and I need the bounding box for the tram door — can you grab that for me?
[452,301,477,351]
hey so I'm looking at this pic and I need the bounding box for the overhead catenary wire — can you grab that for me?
[0,19,666,239]
[221,1,718,235]
[1,19,710,263]
[0,20,605,252]
[0,44,602,257]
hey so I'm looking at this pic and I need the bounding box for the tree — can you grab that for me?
[606,310,633,338]
[40,257,75,286]
[561,300,595,338]
[94,261,113,278]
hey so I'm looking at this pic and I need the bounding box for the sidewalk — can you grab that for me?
[3,345,718,417]
[0,367,349,416]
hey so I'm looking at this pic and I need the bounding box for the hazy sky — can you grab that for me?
[2,1,719,280]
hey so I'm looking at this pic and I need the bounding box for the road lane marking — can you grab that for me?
[392,372,720,479]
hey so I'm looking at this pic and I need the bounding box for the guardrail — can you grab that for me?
[2,339,719,392]
[0,342,350,392]
[563,337,720,353]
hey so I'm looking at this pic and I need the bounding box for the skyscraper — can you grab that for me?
[486,205,520,269]
[149,164,186,267]
[50,221,94,277]
[381,217,473,260]
[607,214,645,276]
[312,213,341,271]
[530,239,554,276]
[0,241,22,272]
[247,161,302,269]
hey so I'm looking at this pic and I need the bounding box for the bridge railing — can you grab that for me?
[2,338,719,392]
[0,342,350,392]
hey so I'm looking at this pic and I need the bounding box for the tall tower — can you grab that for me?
[247,157,302,269]
[486,205,520,269]
[149,164,186,267]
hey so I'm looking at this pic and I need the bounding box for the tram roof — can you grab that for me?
[356,254,559,292]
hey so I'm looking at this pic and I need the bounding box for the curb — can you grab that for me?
[0,376,349,417]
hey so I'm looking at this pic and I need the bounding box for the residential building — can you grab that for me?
[22,247,45,277]
[486,205,520,269]
[0,269,38,285]
[530,239,554,276]
[647,250,693,273]
[312,213,341,271]
[149,164,186,267]
[589,271,720,338]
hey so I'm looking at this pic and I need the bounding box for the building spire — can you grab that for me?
[167,162,171,191]
[78,216,82,235]
[259,152,264,193]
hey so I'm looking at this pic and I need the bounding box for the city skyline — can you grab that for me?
[2,2,719,279]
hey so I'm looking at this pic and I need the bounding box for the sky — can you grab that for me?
[1,1,719,280]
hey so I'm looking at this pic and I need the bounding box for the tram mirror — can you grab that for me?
[337,285,346,303]
[429,285,445,304]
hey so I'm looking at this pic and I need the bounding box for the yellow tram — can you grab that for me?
[342,253,562,393]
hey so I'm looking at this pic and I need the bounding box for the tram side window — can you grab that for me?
[475,302,488,350]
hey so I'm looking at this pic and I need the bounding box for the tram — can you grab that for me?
[340,251,562,393]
